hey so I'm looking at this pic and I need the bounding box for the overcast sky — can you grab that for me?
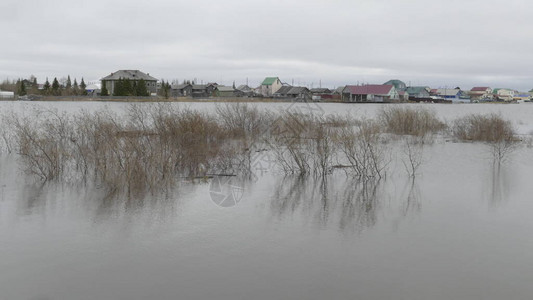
[2,0,533,90]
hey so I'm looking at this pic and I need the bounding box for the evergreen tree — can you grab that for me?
[123,78,133,96]
[80,78,87,95]
[159,80,170,99]
[43,78,51,95]
[66,75,72,89]
[52,77,60,96]
[16,79,27,96]
[72,78,79,96]
[112,78,121,96]
[100,80,109,96]
[136,79,149,96]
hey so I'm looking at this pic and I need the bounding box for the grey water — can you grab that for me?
[1,102,533,300]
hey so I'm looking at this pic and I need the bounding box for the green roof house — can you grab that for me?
[259,77,282,97]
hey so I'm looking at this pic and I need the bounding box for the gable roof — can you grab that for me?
[101,70,157,81]
[310,88,332,93]
[383,79,406,90]
[436,88,461,96]
[216,86,235,92]
[344,84,394,95]
[275,86,293,94]
[171,83,192,90]
[286,86,309,95]
[471,86,490,92]
[262,77,280,85]
[405,86,429,94]
[237,85,252,92]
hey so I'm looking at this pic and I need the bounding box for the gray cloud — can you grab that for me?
[2,0,533,90]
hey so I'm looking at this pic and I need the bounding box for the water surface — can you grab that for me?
[1,102,533,300]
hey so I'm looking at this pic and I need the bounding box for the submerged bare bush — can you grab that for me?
[10,109,71,181]
[452,113,518,162]
[378,106,446,137]
[268,112,342,176]
[4,105,245,193]
[336,120,389,180]
[215,103,273,140]
[401,135,425,177]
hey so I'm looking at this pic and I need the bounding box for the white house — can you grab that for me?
[342,84,399,102]
[259,77,282,97]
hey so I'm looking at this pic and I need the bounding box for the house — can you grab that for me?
[435,88,470,103]
[214,86,242,97]
[236,85,256,97]
[101,70,158,95]
[259,77,283,97]
[398,90,410,101]
[383,79,407,91]
[191,84,217,98]
[405,86,430,99]
[513,93,531,101]
[310,88,332,95]
[333,86,345,95]
[342,84,399,102]
[469,87,493,101]
[493,88,516,101]
[310,88,332,101]
[171,83,193,97]
[274,86,312,100]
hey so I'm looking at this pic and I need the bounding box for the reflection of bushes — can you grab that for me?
[271,176,383,233]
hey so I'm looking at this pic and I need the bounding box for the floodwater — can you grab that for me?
[1,101,533,300]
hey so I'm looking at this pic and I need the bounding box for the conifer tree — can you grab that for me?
[43,78,51,95]
[80,78,87,95]
[136,79,149,96]
[100,80,109,96]
[16,79,27,96]
[122,78,133,96]
[52,77,60,96]
[73,78,79,95]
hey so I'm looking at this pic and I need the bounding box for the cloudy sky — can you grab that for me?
[2,0,533,90]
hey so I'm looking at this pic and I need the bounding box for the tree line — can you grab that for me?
[1,75,88,96]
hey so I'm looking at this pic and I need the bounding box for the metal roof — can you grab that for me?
[470,87,490,92]
[344,84,394,95]
[101,70,157,81]
[261,77,279,86]
[405,86,429,94]
[435,89,461,96]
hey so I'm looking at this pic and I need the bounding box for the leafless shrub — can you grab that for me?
[0,111,16,153]
[336,120,389,180]
[10,108,71,181]
[401,135,425,177]
[452,113,518,163]
[378,106,446,137]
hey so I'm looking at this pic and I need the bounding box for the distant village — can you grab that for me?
[1,69,532,103]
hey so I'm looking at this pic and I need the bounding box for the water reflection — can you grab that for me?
[486,164,511,207]
[400,179,422,216]
[270,176,389,234]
